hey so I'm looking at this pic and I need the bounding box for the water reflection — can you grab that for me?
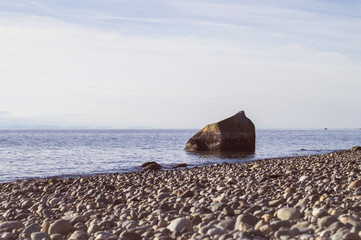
[186,151,255,160]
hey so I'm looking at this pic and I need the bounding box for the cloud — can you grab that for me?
[0,111,10,115]
[0,1,360,128]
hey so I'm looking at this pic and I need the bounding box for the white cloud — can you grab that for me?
[0,111,10,115]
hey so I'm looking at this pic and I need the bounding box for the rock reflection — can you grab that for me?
[186,151,255,160]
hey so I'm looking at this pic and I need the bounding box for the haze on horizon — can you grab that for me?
[1,0,361,129]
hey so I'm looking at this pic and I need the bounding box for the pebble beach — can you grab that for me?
[1,147,361,240]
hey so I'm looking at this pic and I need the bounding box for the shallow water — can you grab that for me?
[0,129,360,182]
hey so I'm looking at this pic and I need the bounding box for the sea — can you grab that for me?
[0,129,360,183]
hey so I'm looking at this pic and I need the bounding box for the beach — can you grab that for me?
[1,148,361,240]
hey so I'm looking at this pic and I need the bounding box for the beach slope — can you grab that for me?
[1,149,361,239]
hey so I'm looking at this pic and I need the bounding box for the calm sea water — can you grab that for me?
[0,129,360,183]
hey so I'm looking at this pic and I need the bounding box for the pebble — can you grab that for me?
[312,208,329,218]
[23,224,41,238]
[277,208,302,220]
[299,175,309,182]
[0,149,360,240]
[167,218,193,233]
[318,215,338,228]
[119,231,142,240]
[0,221,24,231]
[69,230,89,240]
[48,219,72,235]
[31,232,50,240]
[348,179,361,189]
[0,232,16,240]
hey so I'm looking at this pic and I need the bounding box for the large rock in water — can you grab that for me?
[185,111,255,152]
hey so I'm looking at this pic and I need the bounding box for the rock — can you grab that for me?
[191,215,202,225]
[119,231,142,240]
[211,202,226,212]
[261,213,273,223]
[21,199,34,209]
[207,227,226,236]
[299,175,309,182]
[41,220,50,233]
[172,163,187,168]
[141,162,162,170]
[277,208,301,220]
[0,221,24,231]
[270,220,293,231]
[0,232,16,240]
[185,111,255,152]
[318,216,338,228]
[68,230,88,240]
[87,224,100,234]
[141,161,157,167]
[292,221,310,228]
[348,180,361,189]
[234,214,258,230]
[94,231,117,239]
[274,228,299,239]
[180,190,194,198]
[350,146,361,151]
[259,224,273,235]
[327,221,345,232]
[158,220,168,228]
[339,215,360,226]
[71,215,87,224]
[216,219,236,230]
[30,232,50,240]
[23,224,41,238]
[159,202,171,211]
[312,208,329,218]
[285,187,296,193]
[167,218,193,233]
[48,198,61,206]
[157,192,170,200]
[342,232,361,240]
[269,199,284,206]
[238,221,253,231]
[50,234,64,240]
[48,219,72,235]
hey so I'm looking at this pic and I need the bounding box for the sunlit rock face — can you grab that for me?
[185,111,255,152]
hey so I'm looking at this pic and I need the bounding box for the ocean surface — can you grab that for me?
[0,129,360,183]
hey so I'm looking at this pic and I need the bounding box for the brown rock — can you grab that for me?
[41,220,50,233]
[320,194,328,202]
[350,146,361,151]
[348,179,361,189]
[185,111,255,152]
[141,161,158,167]
[172,163,187,168]
[48,219,72,235]
[180,190,194,198]
[142,162,161,170]
[261,213,273,223]
[285,187,296,194]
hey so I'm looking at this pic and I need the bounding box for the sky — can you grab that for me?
[0,0,361,129]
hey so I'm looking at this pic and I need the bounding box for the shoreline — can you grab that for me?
[0,149,343,185]
[1,148,361,239]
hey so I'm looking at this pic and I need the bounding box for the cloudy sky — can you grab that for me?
[1,0,360,129]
